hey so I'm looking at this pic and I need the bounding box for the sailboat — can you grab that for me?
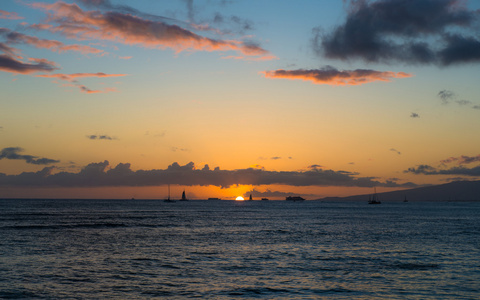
[368,187,381,204]
[179,190,188,201]
[164,184,175,202]
[248,194,253,201]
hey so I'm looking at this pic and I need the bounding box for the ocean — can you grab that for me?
[1,199,479,299]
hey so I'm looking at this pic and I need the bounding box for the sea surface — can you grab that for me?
[1,199,479,299]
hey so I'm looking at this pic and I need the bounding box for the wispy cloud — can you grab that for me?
[390,148,401,155]
[87,135,117,140]
[0,10,23,20]
[0,54,58,74]
[441,154,480,165]
[261,66,412,86]
[0,28,104,54]
[314,0,480,66]
[0,147,59,165]
[410,112,420,118]
[406,154,480,177]
[405,164,480,177]
[0,161,415,188]
[30,1,273,60]
[37,72,126,93]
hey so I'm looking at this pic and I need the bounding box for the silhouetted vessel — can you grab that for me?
[248,194,253,201]
[403,195,408,202]
[368,188,381,204]
[208,197,221,200]
[179,190,188,201]
[164,184,176,202]
[261,198,269,201]
[286,196,305,202]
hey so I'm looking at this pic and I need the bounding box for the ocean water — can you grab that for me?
[1,199,479,299]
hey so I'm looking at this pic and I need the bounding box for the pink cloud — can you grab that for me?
[37,72,127,82]
[37,72,126,93]
[3,30,104,54]
[30,1,273,59]
[261,66,412,86]
[0,10,23,20]
[0,54,58,74]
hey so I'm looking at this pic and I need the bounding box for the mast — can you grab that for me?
[168,184,170,201]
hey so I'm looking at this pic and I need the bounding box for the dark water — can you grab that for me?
[1,199,479,299]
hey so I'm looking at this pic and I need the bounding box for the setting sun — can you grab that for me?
[235,196,244,201]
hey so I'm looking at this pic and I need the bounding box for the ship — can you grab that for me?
[179,190,188,201]
[286,196,305,202]
[368,187,381,204]
[248,194,253,201]
[164,184,176,202]
[261,198,269,201]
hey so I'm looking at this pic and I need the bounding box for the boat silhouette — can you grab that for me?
[179,190,188,201]
[286,196,305,202]
[368,187,381,204]
[164,184,176,202]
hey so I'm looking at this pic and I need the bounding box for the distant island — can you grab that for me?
[319,180,480,202]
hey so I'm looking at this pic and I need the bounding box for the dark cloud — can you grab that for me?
[0,28,103,54]
[0,161,415,188]
[410,112,420,118]
[262,66,412,86]
[441,154,480,165]
[390,148,401,155]
[0,54,58,74]
[87,135,116,140]
[0,147,59,165]
[405,164,480,176]
[315,0,480,66]
[438,89,455,104]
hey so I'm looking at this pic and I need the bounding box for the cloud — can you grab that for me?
[405,164,480,177]
[0,147,59,165]
[37,72,127,82]
[0,54,58,74]
[0,28,103,54]
[31,1,273,59]
[438,89,455,104]
[0,42,20,56]
[87,135,116,140]
[0,161,416,188]
[410,112,420,118]
[0,10,23,20]
[36,72,126,93]
[261,66,412,86]
[441,154,480,165]
[390,148,401,155]
[315,0,480,66]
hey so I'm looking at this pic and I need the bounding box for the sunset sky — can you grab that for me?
[1,0,480,200]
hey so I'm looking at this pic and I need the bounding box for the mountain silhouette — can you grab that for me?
[320,180,480,202]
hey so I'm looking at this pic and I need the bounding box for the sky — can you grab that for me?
[1,0,480,200]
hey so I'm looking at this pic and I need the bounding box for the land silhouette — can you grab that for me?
[320,180,480,202]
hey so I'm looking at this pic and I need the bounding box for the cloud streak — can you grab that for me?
[261,66,412,86]
[0,147,59,165]
[37,72,126,93]
[0,161,415,188]
[0,28,103,54]
[31,1,273,59]
[0,10,23,20]
[0,54,58,74]
[315,0,480,66]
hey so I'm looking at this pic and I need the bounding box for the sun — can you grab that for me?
[235,196,244,201]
